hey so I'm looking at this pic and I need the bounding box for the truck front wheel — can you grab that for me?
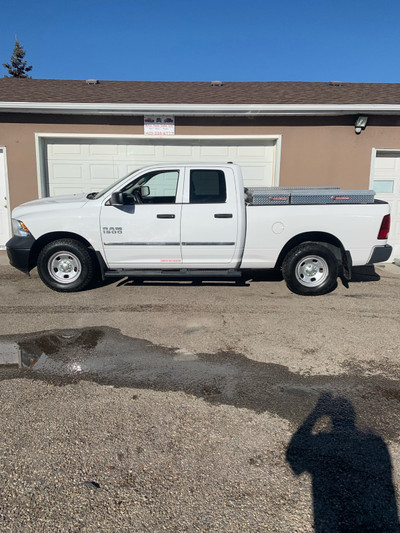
[37,239,95,292]
[282,243,338,296]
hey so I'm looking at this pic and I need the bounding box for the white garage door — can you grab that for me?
[372,151,400,261]
[43,137,278,197]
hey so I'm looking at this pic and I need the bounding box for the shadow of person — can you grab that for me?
[286,393,400,532]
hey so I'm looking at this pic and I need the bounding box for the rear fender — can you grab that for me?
[276,232,344,270]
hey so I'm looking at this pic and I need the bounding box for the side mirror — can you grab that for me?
[140,186,150,197]
[110,192,125,206]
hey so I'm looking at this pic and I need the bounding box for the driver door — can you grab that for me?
[100,169,183,268]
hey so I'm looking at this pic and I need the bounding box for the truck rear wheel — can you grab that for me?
[282,243,338,296]
[37,239,95,292]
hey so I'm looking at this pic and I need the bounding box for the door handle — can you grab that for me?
[214,213,233,218]
[157,214,175,219]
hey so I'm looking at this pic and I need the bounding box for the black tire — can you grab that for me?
[37,239,95,292]
[282,243,338,296]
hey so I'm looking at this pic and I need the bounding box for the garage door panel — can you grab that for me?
[126,144,157,156]
[241,163,274,187]
[237,146,272,160]
[50,144,82,155]
[51,185,80,196]
[48,144,91,158]
[89,144,119,156]
[199,145,230,157]
[375,158,396,171]
[51,163,82,179]
[164,144,193,157]
[89,164,116,180]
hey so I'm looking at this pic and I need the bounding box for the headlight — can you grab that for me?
[12,219,31,237]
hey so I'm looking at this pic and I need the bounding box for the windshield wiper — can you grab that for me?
[86,192,98,199]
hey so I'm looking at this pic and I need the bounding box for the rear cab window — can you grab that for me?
[189,170,227,204]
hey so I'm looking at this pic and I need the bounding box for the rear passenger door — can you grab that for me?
[180,167,239,266]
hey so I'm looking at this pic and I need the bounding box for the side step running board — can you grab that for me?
[104,269,242,281]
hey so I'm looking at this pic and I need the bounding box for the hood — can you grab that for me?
[18,193,89,208]
[12,193,90,218]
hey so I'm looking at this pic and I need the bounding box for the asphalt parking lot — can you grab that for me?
[1,253,400,532]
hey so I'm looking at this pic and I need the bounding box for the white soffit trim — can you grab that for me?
[3,102,400,116]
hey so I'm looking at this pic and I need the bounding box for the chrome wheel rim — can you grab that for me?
[48,251,82,284]
[295,255,329,287]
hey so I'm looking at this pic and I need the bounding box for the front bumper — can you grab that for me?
[6,235,36,275]
[368,244,393,264]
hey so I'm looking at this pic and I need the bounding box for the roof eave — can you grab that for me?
[1,102,400,116]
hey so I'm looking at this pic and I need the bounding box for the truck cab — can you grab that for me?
[99,164,246,269]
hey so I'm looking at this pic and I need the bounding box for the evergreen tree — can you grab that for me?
[3,40,33,78]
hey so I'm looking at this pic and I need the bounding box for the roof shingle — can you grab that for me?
[1,78,400,105]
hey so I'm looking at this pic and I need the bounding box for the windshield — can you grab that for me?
[92,167,145,199]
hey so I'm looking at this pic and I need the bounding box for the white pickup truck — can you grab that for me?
[6,163,392,296]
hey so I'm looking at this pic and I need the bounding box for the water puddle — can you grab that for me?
[1,327,400,439]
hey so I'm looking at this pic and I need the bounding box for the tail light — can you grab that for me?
[378,214,391,240]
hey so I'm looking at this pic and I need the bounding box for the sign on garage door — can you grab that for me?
[43,137,279,197]
[372,151,400,261]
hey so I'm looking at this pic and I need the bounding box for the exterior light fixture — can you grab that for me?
[355,116,368,134]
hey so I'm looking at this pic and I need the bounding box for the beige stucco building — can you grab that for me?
[0,78,399,257]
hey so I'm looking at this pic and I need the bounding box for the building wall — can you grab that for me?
[2,113,400,209]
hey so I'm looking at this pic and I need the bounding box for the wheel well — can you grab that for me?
[276,232,345,270]
[29,232,96,270]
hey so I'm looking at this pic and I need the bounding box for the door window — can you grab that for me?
[122,170,179,204]
[189,170,226,204]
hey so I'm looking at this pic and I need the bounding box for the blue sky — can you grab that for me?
[1,0,399,83]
